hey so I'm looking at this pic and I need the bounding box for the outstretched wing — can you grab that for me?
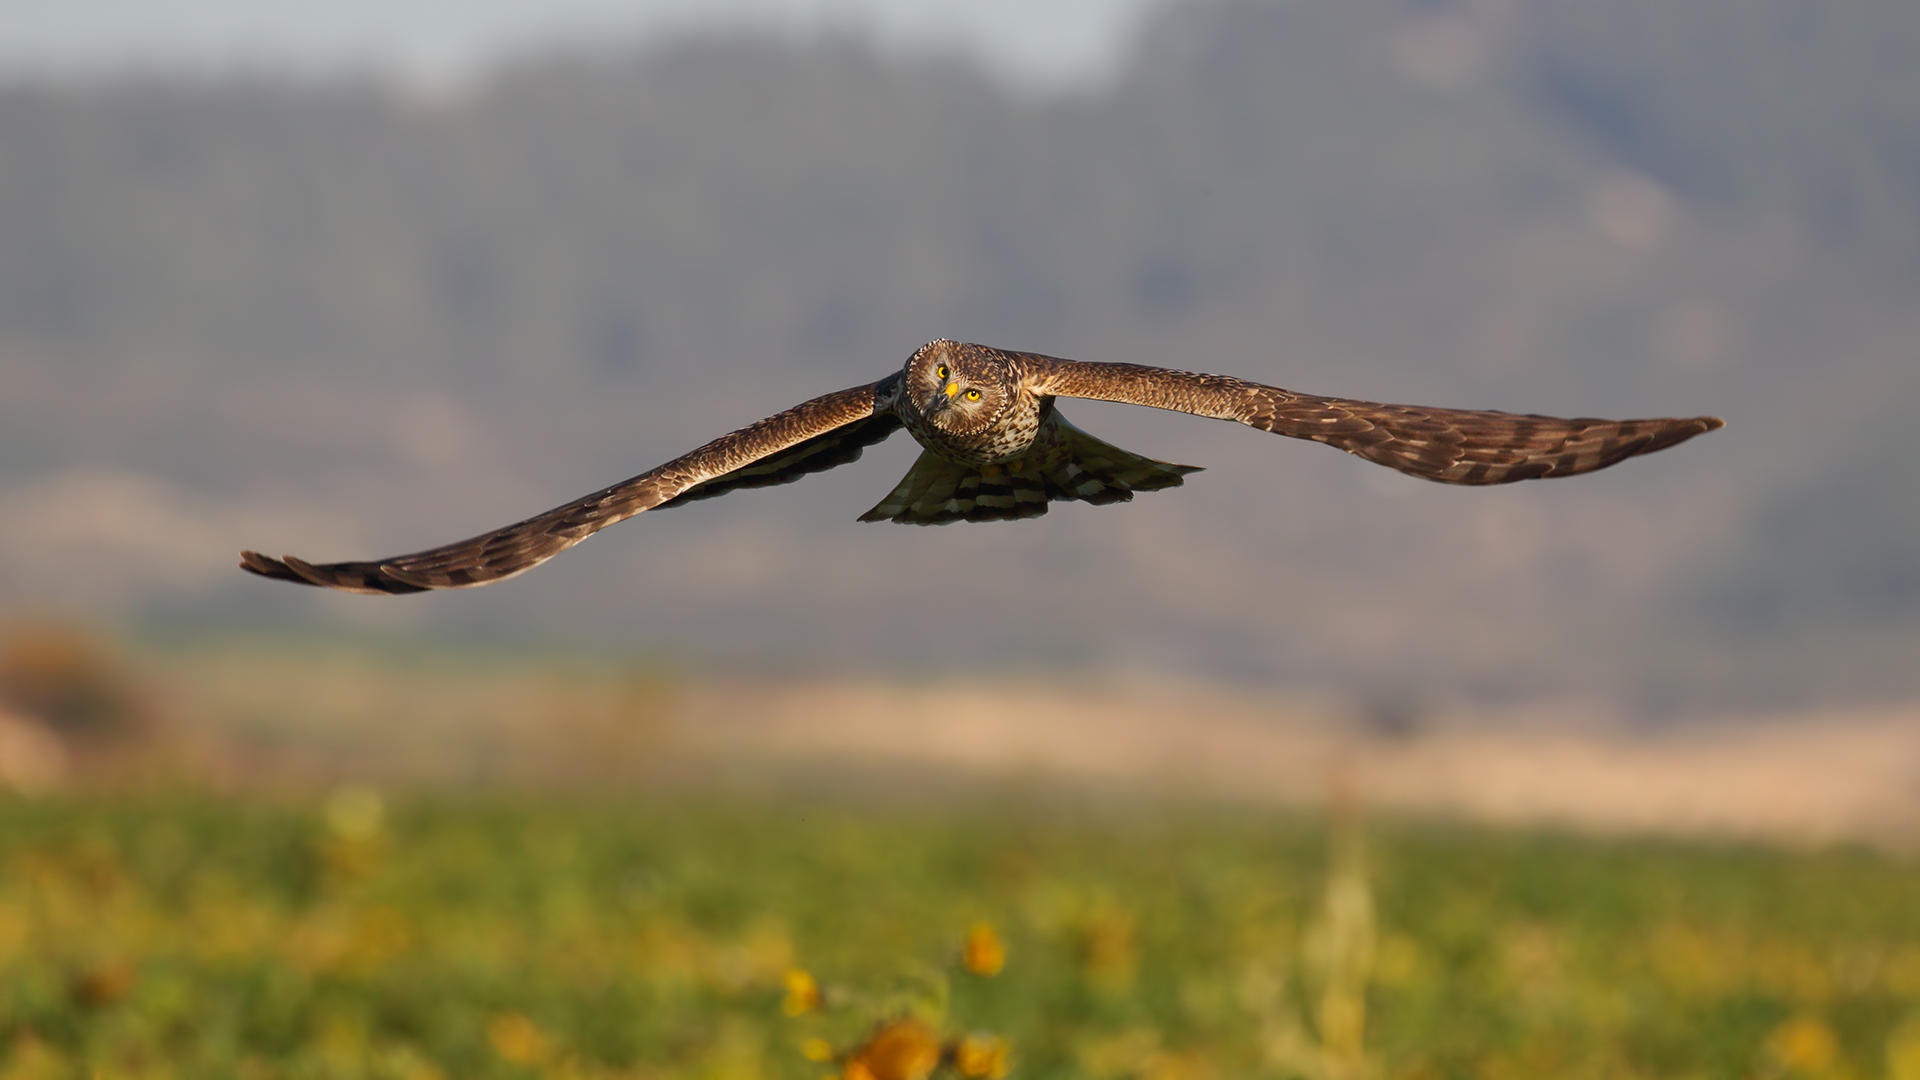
[1024,355,1722,485]
[240,376,901,594]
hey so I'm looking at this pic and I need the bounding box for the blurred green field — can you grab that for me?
[3,793,1920,1080]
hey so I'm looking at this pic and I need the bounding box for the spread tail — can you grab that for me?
[860,416,1200,525]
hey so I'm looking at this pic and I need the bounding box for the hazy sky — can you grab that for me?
[0,0,1157,86]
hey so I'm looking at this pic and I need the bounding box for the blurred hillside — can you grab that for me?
[0,0,1915,712]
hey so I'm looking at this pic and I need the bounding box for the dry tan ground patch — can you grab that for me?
[679,680,1920,844]
[36,639,1917,845]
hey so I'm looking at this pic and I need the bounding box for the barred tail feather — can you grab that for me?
[1039,417,1200,505]
[859,417,1200,525]
[858,451,1052,525]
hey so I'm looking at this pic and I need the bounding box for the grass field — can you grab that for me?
[3,792,1920,1079]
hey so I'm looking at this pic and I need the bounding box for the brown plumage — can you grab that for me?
[240,340,1723,594]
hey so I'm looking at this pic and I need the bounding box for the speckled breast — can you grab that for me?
[900,390,1048,466]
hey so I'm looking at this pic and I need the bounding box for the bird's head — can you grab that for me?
[907,340,1012,435]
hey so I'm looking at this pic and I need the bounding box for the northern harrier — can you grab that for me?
[240,340,1722,594]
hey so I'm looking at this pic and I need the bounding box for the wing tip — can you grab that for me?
[238,549,313,586]
[279,554,365,592]
[238,549,427,595]
[1644,414,1725,456]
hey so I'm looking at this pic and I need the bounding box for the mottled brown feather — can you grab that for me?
[239,377,899,594]
[1023,355,1723,485]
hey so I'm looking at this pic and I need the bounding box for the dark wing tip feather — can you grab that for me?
[1604,412,1724,457]
[238,550,310,585]
[287,554,432,595]
[237,550,429,595]
[1291,403,1724,485]
[1474,412,1724,484]
[1646,415,1724,452]
[1679,416,1725,442]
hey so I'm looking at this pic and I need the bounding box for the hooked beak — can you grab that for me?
[944,382,961,399]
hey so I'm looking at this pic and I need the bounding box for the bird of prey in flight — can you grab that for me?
[240,340,1722,595]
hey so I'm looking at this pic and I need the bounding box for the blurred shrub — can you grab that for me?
[0,619,154,748]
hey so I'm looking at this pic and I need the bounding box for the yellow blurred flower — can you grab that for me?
[783,967,823,1016]
[844,1018,942,1080]
[962,923,1006,977]
[1768,1015,1837,1076]
[314,787,390,880]
[324,786,386,841]
[1142,1050,1211,1080]
[801,1037,837,1063]
[951,1033,1011,1079]
[486,1012,547,1066]
[1889,1013,1920,1080]
[1077,904,1137,991]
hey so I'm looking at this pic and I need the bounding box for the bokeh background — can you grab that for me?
[1,1,1919,1077]
[1,0,1914,709]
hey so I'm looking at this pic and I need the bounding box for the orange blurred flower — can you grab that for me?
[962,922,1005,977]
[844,1018,942,1080]
[70,962,136,1008]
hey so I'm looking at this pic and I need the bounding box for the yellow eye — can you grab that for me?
[966,389,981,401]
[936,365,949,379]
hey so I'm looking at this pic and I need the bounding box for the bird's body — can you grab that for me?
[241,340,1723,594]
